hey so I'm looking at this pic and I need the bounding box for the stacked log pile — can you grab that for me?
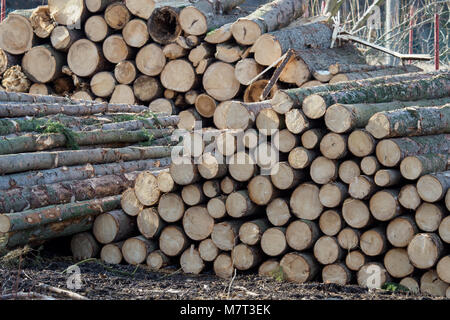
[0,90,178,251]
[0,0,422,128]
[80,69,450,298]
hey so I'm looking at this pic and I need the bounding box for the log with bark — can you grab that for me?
[329,65,422,83]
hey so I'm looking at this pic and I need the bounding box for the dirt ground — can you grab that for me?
[0,247,446,300]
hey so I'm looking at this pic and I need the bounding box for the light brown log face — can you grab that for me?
[280,252,318,284]
[320,133,348,160]
[22,46,62,83]
[261,227,287,257]
[103,35,131,64]
[399,277,420,294]
[415,203,444,232]
[239,219,269,246]
[288,147,317,169]
[85,15,110,42]
[310,157,337,185]
[121,188,143,217]
[198,239,219,262]
[348,130,376,158]
[398,185,422,210]
[273,129,299,153]
[319,183,347,208]
[286,219,319,251]
[314,236,342,265]
[122,236,157,265]
[420,270,449,297]
[136,44,166,76]
[387,216,417,248]
[417,172,450,203]
[266,198,291,227]
[0,14,33,55]
[203,180,221,199]
[374,169,402,187]
[71,232,100,260]
[229,152,256,182]
[214,253,234,279]
[195,94,217,118]
[93,210,135,244]
[384,248,414,278]
[357,263,389,289]
[157,171,176,193]
[232,243,262,271]
[161,59,196,93]
[342,198,372,229]
[258,260,281,277]
[90,72,116,97]
[285,109,311,135]
[337,228,360,250]
[101,243,123,265]
[338,160,361,185]
[181,184,206,206]
[158,193,185,223]
[147,250,170,270]
[105,2,131,30]
[319,210,343,236]
[345,250,366,271]
[235,58,263,85]
[211,221,241,251]
[134,171,160,206]
[360,156,380,176]
[370,190,402,222]
[439,216,450,244]
[159,226,189,257]
[68,39,103,77]
[360,228,387,257]
[436,255,450,284]
[170,158,200,186]
[226,190,257,218]
[349,175,376,200]
[126,0,156,20]
[137,208,163,239]
[183,206,214,241]
[203,62,240,101]
[322,263,352,285]
[290,183,323,220]
[180,246,205,275]
[248,175,277,205]
[407,233,443,269]
[207,196,227,219]
[123,19,149,48]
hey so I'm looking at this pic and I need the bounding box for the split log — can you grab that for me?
[322,263,352,285]
[280,252,319,284]
[320,133,348,160]
[415,203,444,232]
[260,227,287,257]
[286,219,319,251]
[337,228,360,250]
[288,147,318,169]
[342,198,373,229]
[137,207,165,239]
[226,190,258,218]
[147,250,170,270]
[85,15,111,42]
[266,198,291,227]
[248,175,279,205]
[71,232,100,260]
[273,129,299,153]
[234,58,263,85]
[400,153,448,181]
[180,245,205,274]
[232,244,263,270]
[357,263,390,289]
[203,62,240,101]
[101,242,124,264]
[360,228,387,257]
[376,134,450,167]
[318,209,343,236]
[1,66,31,93]
[436,255,450,284]
[367,104,450,139]
[179,0,244,36]
[211,220,242,251]
[271,71,448,115]
[302,73,450,120]
[214,253,234,279]
[325,98,449,134]
[121,188,143,217]
[157,192,185,223]
[314,236,343,265]
[93,210,136,244]
[252,22,332,66]
[48,0,87,27]
[319,183,347,208]
[420,270,449,297]
[22,45,63,83]
[310,156,338,185]
[122,236,157,265]
[0,195,120,233]
[290,183,323,220]
[360,156,380,176]
[183,206,214,241]
[439,216,450,244]
[198,238,219,262]
[159,225,190,257]
[239,219,270,246]
[68,40,107,77]
[330,66,422,84]
[345,250,366,272]
[161,59,196,93]
[104,2,130,30]
[374,169,402,187]
[207,195,227,219]
[231,0,306,45]
[398,185,422,210]
[417,171,450,203]
[407,233,444,269]
[30,6,55,39]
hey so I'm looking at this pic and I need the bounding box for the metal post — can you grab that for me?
[385,0,399,65]
[434,13,439,70]
[0,0,5,22]
[408,6,414,64]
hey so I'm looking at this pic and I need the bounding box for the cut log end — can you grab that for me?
[148,7,182,44]
[231,19,261,45]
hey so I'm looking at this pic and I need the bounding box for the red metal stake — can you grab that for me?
[408,6,414,64]
[434,13,439,70]
[0,0,5,22]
